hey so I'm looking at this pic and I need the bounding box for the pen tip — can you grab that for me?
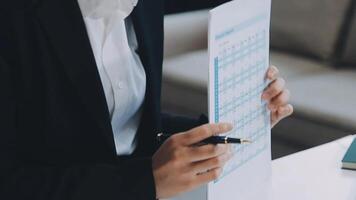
[241,139,253,144]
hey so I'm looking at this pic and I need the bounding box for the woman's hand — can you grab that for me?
[152,123,233,199]
[262,66,294,127]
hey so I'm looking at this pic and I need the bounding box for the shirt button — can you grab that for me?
[117,81,124,89]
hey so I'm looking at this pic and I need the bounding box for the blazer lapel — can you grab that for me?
[36,0,116,153]
[131,0,164,155]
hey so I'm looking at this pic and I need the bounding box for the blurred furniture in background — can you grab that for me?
[161,0,356,158]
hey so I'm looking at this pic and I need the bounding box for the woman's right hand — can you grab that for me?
[152,123,234,199]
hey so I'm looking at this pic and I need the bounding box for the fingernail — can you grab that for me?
[268,69,276,78]
[262,93,268,100]
[223,123,233,130]
[283,107,292,115]
[269,71,274,78]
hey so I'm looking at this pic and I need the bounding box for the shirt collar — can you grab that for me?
[78,0,138,19]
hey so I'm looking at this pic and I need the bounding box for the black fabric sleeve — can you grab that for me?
[161,113,209,135]
[0,58,156,200]
[164,0,231,14]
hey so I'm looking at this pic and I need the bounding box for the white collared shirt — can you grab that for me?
[78,0,146,155]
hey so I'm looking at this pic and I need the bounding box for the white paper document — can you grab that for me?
[169,1,272,200]
[208,0,272,199]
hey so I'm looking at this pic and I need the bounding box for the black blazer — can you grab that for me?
[0,0,227,199]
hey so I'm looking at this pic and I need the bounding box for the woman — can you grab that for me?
[0,0,293,199]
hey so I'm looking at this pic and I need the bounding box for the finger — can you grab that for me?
[271,104,294,126]
[262,78,285,101]
[181,123,233,146]
[268,89,290,111]
[191,151,233,174]
[188,144,230,162]
[277,104,294,119]
[266,65,279,81]
[194,167,223,185]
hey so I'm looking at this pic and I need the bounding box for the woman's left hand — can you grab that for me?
[262,66,294,128]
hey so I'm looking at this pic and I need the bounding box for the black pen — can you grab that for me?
[157,133,252,145]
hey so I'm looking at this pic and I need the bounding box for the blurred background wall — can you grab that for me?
[161,0,356,159]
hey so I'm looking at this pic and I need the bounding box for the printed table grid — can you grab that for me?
[213,27,270,182]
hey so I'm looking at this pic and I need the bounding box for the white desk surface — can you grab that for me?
[169,136,356,200]
[272,135,356,200]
